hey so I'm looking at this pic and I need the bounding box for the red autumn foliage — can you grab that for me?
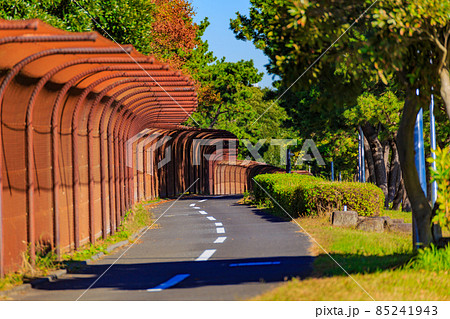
[151,0,199,68]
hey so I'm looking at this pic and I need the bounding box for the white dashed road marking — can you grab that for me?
[206,216,216,221]
[199,211,208,215]
[195,249,216,261]
[214,237,227,244]
[147,274,190,292]
[216,227,225,234]
[215,222,223,227]
[198,199,207,202]
[189,204,195,207]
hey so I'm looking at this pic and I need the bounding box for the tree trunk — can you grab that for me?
[439,67,450,120]
[383,139,390,174]
[401,180,411,212]
[396,93,433,248]
[209,104,224,129]
[392,178,403,211]
[364,154,370,183]
[363,134,376,183]
[388,140,401,203]
[362,123,388,207]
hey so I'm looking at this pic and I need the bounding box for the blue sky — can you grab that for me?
[190,0,274,88]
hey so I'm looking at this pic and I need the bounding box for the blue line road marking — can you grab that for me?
[147,274,190,292]
[229,261,281,267]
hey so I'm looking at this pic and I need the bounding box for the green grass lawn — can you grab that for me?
[381,209,412,223]
[255,269,449,301]
[252,211,450,301]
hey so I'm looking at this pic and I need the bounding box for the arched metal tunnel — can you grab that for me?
[0,19,283,276]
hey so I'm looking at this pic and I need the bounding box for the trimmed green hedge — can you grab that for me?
[253,173,384,217]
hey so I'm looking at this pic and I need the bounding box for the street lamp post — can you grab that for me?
[286,148,292,174]
[414,108,427,197]
[430,93,438,205]
[429,92,442,241]
[331,161,334,181]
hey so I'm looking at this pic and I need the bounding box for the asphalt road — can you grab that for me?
[14,195,313,301]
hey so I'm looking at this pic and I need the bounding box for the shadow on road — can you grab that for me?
[32,256,314,292]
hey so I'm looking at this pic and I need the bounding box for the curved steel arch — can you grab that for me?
[25,58,158,255]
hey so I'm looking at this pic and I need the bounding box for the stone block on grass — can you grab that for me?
[379,216,404,226]
[356,217,386,232]
[332,211,359,227]
[390,222,412,233]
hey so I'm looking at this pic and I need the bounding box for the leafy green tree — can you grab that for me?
[278,88,358,178]
[360,0,450,247]
[231,0,391,191]
[188,58,263,129]
[183,18,297,161]
[429,146,450,231]
[345,89,405,208]
[232,0,450,247]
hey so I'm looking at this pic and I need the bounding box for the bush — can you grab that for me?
[428,146,450,231]
[406,244,450,272]
[253,173,384,217]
